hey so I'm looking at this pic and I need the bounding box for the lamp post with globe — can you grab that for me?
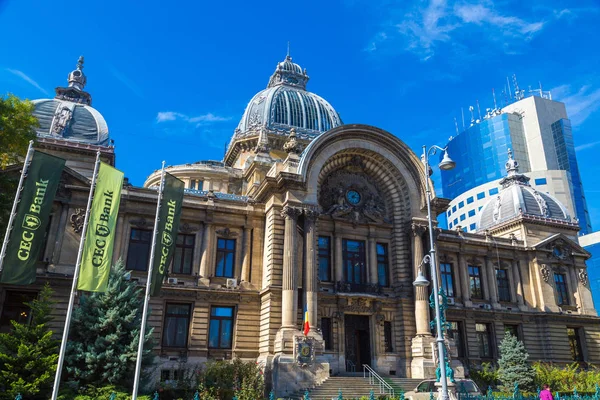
[413,145,456,400]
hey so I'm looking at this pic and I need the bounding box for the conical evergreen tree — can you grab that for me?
[497,333,535,392]
[0,283,59,399]
[64,259,154,391]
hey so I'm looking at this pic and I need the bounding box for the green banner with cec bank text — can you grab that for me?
[78,162,123,292]
[1,152,65,285]
[150,172,184,296]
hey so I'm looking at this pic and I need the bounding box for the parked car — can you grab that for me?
[405,379,482,400]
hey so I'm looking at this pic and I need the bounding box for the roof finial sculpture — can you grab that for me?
[500,148,529,188]
[67,55,87,91]
[77,56,84,71]
[283,127,301,155]
[287,41,291,59]
[505,148,519,176]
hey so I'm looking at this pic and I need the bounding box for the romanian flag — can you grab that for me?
[303,303,310,336]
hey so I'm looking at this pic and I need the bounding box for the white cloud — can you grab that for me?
[575,140,600,152]
[155,111,230,124]
[5,68,49,95]
[367,1,556,59]
[108,65,144,99]
[551,84,600,127]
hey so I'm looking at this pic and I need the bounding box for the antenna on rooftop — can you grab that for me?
[454,117,459,135]
[469,106,475,125]
[506,77,512,100]
[513,74,524,100]
[461,107,465,129]
[476,100,482,120]
[492,88,498,109]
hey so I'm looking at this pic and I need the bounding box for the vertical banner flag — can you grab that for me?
[0,152,66,284]
[303,302,310,336]
[150,172,184,296]
[77,162,124,292]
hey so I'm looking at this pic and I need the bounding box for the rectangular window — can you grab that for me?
[534,178,547,185]
[440,263,455,298]
[215,238,236,278]
[458,201,464,209]
[377,243,389,287]
[447,210,452,217]
[477,192,485,200]
[172,234,195,274]
[469,223,476,231]
[342,240,366,284]
[567,327,584,361]
[162,303,191,348]
[489,188,499,196]
[126,229,152,271]
[318,236,331,282]
[190,179,197,189]
[197,180,204,190]
[452,205,457,213]
[504,324,520,340]
[467,196,474,204]
[453,218,458,225]
[448,321,465,357]
[0,291,37,333]
[555,273,570,306]
[468,210,476,217]
[460,214,466,221]
[384,321,393,352]
[496,269,511,302]
[469,265,483,299]
[476,323,492,358]
[209,306,235,349]
[321,317,333,350]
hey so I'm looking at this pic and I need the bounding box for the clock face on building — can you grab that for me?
[346,190,361,205]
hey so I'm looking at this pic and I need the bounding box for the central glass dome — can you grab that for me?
[233,55,342,141]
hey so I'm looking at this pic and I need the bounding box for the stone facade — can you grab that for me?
[1,57,599,398]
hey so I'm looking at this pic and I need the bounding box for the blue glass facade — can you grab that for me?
[584,242,600,309]
[551,119,592,234]
[440,113,529,199]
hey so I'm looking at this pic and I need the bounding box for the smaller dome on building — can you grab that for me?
[31,56,110,146]
[478,150,571,231]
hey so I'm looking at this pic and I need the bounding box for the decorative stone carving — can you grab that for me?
[283,128,301,154]
[280,205,302,220]
[70,208,85,234]
[216,227,238,238]
[578,269,589,286]
[337,297,380,314]
[492,195,501,222]
[51,106,73,136]
[540,264,550,283]
[319,166,388,224]
[294,336,316,367]
[532,189,550,217]
[304,208,320,221]
[411,223,427,237]
[179,222,199,233]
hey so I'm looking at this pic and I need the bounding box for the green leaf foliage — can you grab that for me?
[533,362,600,392]
[497,333,535,392]
[0,283,58,399]
[0,93,38,242]
[202,359,264,400]
[63,259,155,391]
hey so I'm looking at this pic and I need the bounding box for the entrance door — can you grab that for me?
[344,315,371,372]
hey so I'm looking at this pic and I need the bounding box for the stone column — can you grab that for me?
[486,256,500,309]
[335,234,343,283]
[511,260,526,309]
[241,226,252,283]
[412,223,430,336]
[369,237,378,285]
[304,210,319,329]
[458,252,472,307]
[281,206,302,328]
[199,222,214,280]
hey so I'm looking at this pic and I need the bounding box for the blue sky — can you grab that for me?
[1,0,600,228]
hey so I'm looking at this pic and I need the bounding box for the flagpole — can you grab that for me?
[132,161,165,400]
[0,140,34,273]
[51,150,101,400]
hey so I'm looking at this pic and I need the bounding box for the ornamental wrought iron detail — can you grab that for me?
[335,281,382,295]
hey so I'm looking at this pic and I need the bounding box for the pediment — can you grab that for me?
[533,233,590,260]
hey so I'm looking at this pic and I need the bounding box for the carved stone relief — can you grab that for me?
[70,208,85,234]
[319,165,388,224]
[540,264,550,283]
[215,227,238,238]
[578,269,588,286]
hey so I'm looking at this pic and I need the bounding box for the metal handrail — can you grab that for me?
[362,364,394,396]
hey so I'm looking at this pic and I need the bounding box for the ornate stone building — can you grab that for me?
[1,56,599,396]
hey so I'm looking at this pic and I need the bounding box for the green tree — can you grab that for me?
[0,283,58,399]
[497,333,535,392]
[63,259,154,391]
[0,94,38,242]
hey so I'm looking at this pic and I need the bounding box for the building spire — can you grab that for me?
[287,41,290,59]
[67,55,87,91]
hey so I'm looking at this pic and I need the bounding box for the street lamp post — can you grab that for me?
[413,144,456,400]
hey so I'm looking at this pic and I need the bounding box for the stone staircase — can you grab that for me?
[287,375,423,399]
